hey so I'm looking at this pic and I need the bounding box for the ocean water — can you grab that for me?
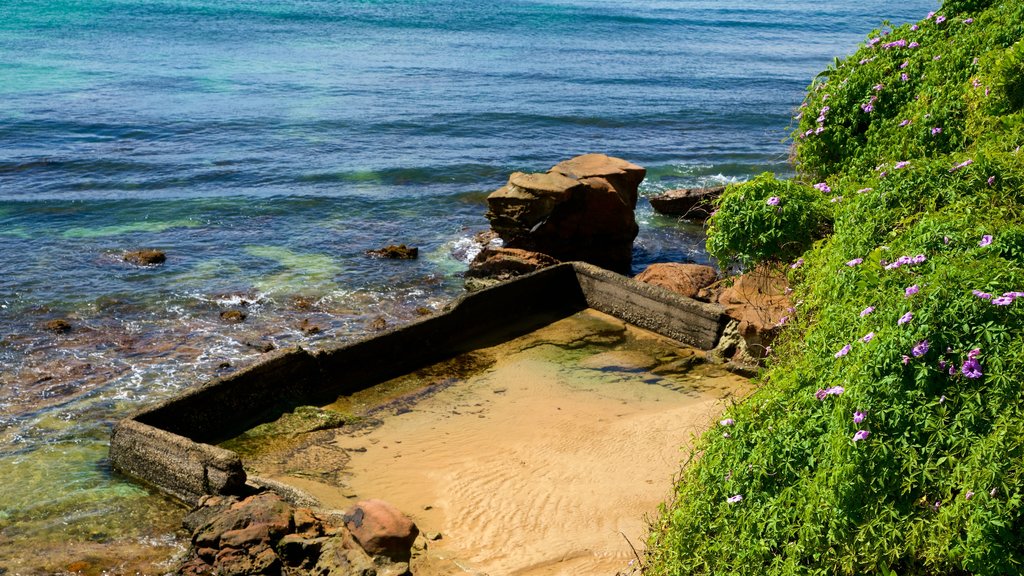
[0,0,937,572]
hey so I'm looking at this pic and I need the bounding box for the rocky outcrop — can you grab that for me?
[648,186,725,220]
[124,249,167,266]
[705,265,791,361]
[179,492,416,576]
[483,154,645,274]
[634,263,718,300]
[367,245,419,260]
[464,247,560,291]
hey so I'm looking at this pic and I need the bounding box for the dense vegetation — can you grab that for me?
[648,1,1024,574]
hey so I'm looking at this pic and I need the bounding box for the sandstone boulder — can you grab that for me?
[179,492,415,576]
[464,247,560,291]
[343,499,419,563]
[634,263,718,299]
[710,265,791,361]
[483,153,645,273]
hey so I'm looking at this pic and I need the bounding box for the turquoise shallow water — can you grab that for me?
[0,0,937,572]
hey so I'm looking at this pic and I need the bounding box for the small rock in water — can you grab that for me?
[244,339,276,353]
[43,319,72,333]
[220,310,247,323]
[297,319,321,334]
[367,244,419,259]
[123,249,166,266]
[291,295,315,310]
[370,316,387,331]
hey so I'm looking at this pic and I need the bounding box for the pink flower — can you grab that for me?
[853,411,866,424]
[895,161,910,170]
[847,258,863,267]
[899,119,911,127]
[861,332,875,343]
[905,284,920,297]
[973,290,993,300]
[835,344,852,358]
[900,60,909,69]
[853,430,871,442]
[936,15,946,24]
[979,234,993,247]
[814,182,831,193]
[988,176,996,186]
[964,18,973,24]
[791,258,804,270]
[727,494,743,503]
[950,159,973,172]
[898,311,913,325]
[860,306,875,317]
[767,196,780,206]
[931,127,942,135]
[720,418,735,427]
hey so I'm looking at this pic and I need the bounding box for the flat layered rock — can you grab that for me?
[648,186,726,220]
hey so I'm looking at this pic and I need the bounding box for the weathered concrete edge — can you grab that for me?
[571,262,728,349]
[109,262,728,505]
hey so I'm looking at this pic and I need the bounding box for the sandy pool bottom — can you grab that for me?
[243,310,751,575]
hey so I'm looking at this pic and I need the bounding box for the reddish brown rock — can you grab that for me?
[648,186,726,220]
[343,499,419,562]
[123,249,166,266]
[466,247,559,278]
[483,153,645,273]
[179,491,413,575]
[634,263,719,299]
[714,264,791,360]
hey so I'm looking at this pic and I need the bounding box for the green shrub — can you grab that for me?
[648,1,1024,574]
[705,173,833,269]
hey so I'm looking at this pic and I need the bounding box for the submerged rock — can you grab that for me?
[482,153,645,274]
[367,244,418,259]
[123,249,167,266]
[634,263,719,300]
[220,310,247,324]
[43,319,72,333]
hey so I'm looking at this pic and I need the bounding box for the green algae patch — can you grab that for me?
[61,218,200,238]
[648,3,1024,575]
[245,245,341,294]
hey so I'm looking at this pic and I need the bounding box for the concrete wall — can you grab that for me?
[109,263,728,505]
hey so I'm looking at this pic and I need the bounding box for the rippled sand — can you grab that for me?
[241,310,750,575]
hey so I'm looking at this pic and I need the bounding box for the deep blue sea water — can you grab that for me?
[0,0,937,571]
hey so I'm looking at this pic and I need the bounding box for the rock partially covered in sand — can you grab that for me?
[367,244,418,259]
[634,263,718,300]
[343,499,419,563]
[179,492,412,576]
[483,153,645,273]
[123,249,166,266]
[648,186,726,220]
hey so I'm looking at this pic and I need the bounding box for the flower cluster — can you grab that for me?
[816,386,845,400]
[883,254,926,270]
[813,182,831,193]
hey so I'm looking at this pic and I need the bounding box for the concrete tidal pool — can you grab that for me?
[109,262,751,574]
